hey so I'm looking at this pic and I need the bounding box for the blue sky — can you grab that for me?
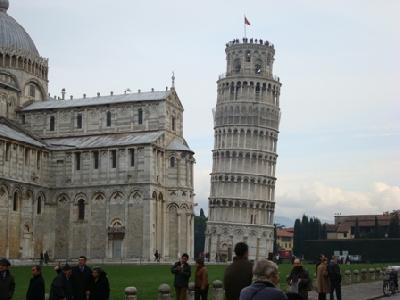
[11,0,400,222]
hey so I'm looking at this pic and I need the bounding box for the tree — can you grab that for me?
[293,218,302,256]
[194,208,208,258]
[388,214,400,238]
[354,217,360,239]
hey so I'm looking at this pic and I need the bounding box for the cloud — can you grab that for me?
[276,181,400,222]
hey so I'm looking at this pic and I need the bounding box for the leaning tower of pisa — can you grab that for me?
[205,38,282,261]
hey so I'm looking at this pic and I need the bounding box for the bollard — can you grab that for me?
[353,269,360,282]
[375,268,381,280]
[212,280,224,300]
[159,283,171,300]
[361,269,367,281]
[188,282,195,300]
[369,268,375,281]
[344,270,352,285]
[125,287,137,300]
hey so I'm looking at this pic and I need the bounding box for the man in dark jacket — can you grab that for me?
[0,258,15,300]
[26,265,45,300]
[72,256,93,300]
[90,267,110,300]
[287,258,311,300]
[224,242,253,300]
[49,264,73,300]
[327,257,341,300]
[171,253,191,300]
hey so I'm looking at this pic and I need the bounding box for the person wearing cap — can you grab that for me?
[89,267,110,300]
[0,258,15,300]
[72,256,93,300]
[26,265,45,300]
[49,264,73,300]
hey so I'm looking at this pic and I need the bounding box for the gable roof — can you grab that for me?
[21,90,171,111]
[166,137,193,153]
[0,117,46,148]
[45,131,164,150]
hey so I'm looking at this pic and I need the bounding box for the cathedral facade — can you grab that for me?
[0,0,195,261]
[205,38,281,261]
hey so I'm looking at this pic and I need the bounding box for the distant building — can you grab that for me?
[276,228,293,250]
[325,211,400,240]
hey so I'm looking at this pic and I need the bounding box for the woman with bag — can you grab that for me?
[287,258,311,300]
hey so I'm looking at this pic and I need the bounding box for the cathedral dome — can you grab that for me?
[0,0,40,57]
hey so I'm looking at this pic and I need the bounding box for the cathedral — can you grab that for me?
[0,0,195,261]
[205,38,281,261]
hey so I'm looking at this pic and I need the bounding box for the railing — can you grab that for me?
[218,72,280,82]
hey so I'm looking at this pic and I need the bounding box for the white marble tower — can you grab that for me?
[205,38,281,261]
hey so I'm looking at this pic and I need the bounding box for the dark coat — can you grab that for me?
[171,261,191,288]
[49,273,73,300]
[72,265,93,300]
[239,281,288,300]
[0,270,15,300]
[26,274,45,300]
[223,258,253,300]
[287,266,311,293]
[89,274,110,300]
[327,263,341,285]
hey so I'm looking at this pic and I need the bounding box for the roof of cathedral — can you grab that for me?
[0,0,40,57]
[21,90,172,111]
[0,117,46,148]
[44,131,164,150]
[166,137,193,153]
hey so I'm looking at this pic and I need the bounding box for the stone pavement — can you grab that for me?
[307,281,385,300]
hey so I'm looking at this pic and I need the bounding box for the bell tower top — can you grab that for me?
[224,38,276,79]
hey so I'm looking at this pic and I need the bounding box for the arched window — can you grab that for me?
[138,108,143,125]
[78,199,85,220]
[233,59,241,73]
[37,196,42,215]
[49,116,55,131]
[255,61,262,75]
[170,156,175,168]
[172,116,176,131]
[106,111,111,127]
[13,191,18,211]
[29,84,35,98]
[245,50,251,62]
[77,114,82,129]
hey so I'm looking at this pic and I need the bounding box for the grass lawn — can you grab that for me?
[10,262,391,299]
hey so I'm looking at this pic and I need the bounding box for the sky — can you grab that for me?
[10,0,400,223]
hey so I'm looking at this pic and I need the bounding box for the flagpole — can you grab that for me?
[244,15,246,38]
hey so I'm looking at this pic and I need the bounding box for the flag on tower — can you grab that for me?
[244,16,251,26]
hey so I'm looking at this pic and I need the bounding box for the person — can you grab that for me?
[194,258,209,300]
[26,265,45,300]
[239,259,287,300]
[44,251,50,265]
[49,264,73,300]
[72,256,93,300]
[327,257,341,300]
[316,257,330,300]
[171,253,191,300]
[154,250,159,262]
[0,258,15,300]
[316,254,325,273]
[89,267,110,300]
[287,258,311,300]
[223,242,253,300]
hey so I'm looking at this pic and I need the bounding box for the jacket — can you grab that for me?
[195,266,209,290]
[327,263,341,285]
[72,265,93,300]
[49,273,73,300]
[171,262,191,288]
[223,258,253,300]
[287,266,311,292]
[26,275,45,300]
[89,274,110,300]
[0,270,15,300]
[239,281,288,300]
[316,263,330,293]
